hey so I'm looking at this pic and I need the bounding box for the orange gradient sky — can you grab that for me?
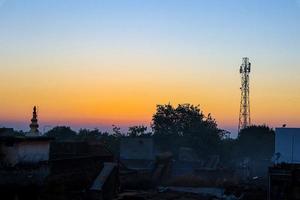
[0,1,299,135]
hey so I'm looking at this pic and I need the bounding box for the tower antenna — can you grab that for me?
[238,57,251,133]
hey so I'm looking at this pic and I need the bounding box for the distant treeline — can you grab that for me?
[1,103,275,164]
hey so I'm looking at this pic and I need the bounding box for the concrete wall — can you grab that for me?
[275,128,300,164]
[1,141,50,166]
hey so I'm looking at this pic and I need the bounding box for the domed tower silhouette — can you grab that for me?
[29,106,40,136]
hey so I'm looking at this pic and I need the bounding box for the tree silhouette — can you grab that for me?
[152,103,224,158]
[236,125,275,160]
[127,125,151,137]
[78,128,104,139]
[45,126,77,140]
[112,125,123,137]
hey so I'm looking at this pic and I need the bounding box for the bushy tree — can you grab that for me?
[152,104,203,136]
[45,126,77,140]
[127,125,152,137]
[236,125,275,160]
[78,128,104,139]
[152,104,224,158]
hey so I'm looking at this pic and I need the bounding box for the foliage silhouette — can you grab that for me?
[45,126,77,140]
[152,103,225,158]
[128,125,152,137]
[236,125,275,160]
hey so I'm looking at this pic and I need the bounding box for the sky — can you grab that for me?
[0,0,299,136]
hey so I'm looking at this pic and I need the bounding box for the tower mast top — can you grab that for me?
[29,106,40,136]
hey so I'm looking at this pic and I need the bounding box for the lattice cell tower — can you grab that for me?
[238,57,251,133]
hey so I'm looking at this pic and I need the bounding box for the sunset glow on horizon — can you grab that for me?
[0,0,299,135]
